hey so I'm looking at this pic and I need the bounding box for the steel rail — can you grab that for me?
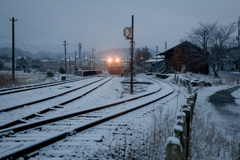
[0,77,106,113]
[0,77,113,130]
[0,78,86,96]
[0,79,174,160]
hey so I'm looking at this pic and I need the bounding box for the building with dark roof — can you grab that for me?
[158,41,209,74]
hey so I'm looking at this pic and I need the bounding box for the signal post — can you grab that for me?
[123,15,134,94]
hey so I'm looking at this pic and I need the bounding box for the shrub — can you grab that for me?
[59,66,66,74]
[46,70,54,77]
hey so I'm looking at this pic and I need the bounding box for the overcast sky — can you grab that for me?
[0,0,239,54]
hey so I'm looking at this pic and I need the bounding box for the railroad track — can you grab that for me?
[0,78,174,160]
[0,77,112,129]
[0,77,107,113]
[0,77,89,96]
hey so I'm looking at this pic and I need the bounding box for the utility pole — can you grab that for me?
[156,46,158,72]
[78,43,81,68]
[63,40,67,73]
[75,50,77,72]
[90,55,91,69]
[92,48,95,70]
[94,55,96,70]
[69,56,71,74]
[238,16,240,71]
[165,41,167,50]
[130,15,134,94]
[234,17,240,71]
[10,17,17,82]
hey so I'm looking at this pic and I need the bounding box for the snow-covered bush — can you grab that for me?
[59,66,66,74]
[190,105,239,159]
[46,69,54,77]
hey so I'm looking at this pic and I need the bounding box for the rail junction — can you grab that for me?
[0,76,175,160]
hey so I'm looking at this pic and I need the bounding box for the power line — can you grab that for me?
[0,35,42,52]
[0,9,12,19]
[15,26,27,52]
[18,20,63,43]
[0,35,11,39]
[0,9,81,53]
[15,39,42,52]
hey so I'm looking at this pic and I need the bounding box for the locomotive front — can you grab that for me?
[106,57,123,75]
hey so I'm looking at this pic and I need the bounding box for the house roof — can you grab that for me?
[157,41,203,56]
[145,59,164,63]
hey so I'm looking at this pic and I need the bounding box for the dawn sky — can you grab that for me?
[0,0,239,54]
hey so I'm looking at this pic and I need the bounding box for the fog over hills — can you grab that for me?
[0,47,156,61]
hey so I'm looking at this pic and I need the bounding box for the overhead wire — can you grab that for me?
[15,39,43,52]
[15,27,28,52]
[0,9,12,19]
[0,9,81,53]
[0,36,11,39]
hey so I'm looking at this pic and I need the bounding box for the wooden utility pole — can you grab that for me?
[10,17,17,82]
[78,43,81,68]
[75,50,77,71]
[94,56,96,70]
[238,16,240,71]
[130,15,134,94]
[156,46,158,70]
[63,40,67,73]
[69,56,71,74]
[92,48,95,70]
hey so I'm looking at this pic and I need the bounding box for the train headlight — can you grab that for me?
[116,58,119,62]
[108,58,112,62]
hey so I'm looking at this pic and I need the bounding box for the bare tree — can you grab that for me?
[187,22,237,77]
[135,46,151,66]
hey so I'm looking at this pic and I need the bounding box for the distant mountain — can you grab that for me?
[34,51,63,60]
[0,47,34,58]
[0,47,64,60]
[0,47,156,60]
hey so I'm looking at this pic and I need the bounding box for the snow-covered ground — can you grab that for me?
[0,71,239,159]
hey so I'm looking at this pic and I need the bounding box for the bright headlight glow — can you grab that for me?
[116,58,119,62]
[108,58,112,62]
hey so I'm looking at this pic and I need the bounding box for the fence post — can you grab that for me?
[165,137,182,160]
[181,105,191,160]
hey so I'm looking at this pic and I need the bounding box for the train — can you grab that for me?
[105,57,124,75]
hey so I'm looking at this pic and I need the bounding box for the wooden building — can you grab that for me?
[158,41,209,74]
